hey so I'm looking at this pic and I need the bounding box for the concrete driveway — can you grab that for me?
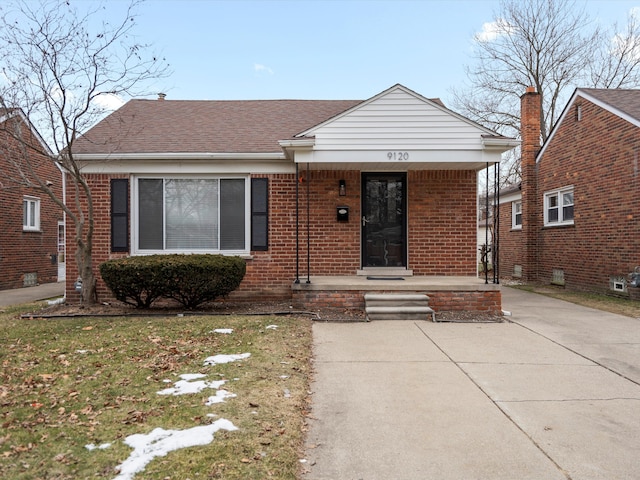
[303,286,640,480]
[0,282,64,307]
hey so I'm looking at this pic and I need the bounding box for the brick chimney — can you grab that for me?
[520,86,541,282]
[157,93,166,101]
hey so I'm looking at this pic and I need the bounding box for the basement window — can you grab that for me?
[551,269,565,286]
[610,276,627,293]
[513,265,522,278]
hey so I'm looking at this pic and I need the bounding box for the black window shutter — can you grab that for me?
[251,178,268,251]
[111,178,129,252]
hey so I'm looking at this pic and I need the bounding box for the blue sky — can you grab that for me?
[102,0,640,104]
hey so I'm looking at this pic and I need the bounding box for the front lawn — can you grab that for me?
[0,302,313,479]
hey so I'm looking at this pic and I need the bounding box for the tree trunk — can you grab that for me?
[75,235,97,305]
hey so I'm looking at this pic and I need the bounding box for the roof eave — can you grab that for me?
[73,152,287,161]
[481,136,521,153]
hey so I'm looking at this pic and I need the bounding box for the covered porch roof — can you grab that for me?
[279,84,519,172]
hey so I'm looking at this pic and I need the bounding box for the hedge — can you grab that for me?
[99,254,246,309]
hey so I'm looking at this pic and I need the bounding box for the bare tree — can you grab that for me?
[0,0,169,303]
[453,0,640,184]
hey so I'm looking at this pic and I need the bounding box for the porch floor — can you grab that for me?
[291,276,502,314]
[291,275,500,292]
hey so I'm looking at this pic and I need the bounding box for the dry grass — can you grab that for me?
[0,301,313,479]
[509,284,640,318]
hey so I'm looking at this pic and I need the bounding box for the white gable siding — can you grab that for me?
[309,88,486,151]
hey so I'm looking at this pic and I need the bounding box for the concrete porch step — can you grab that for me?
[364,293,435,321]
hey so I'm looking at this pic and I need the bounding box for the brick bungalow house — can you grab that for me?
[499,87,640,297]
[69,84,518,313]
[0,108,64,290]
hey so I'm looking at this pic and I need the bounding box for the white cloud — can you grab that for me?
[93,92,125,111]
[254,63,274,75]
[475,19,514,42]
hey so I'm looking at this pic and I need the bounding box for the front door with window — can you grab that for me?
[361,172,407,268]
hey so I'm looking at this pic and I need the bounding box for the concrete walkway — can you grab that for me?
[0,282,65,307]
[303,287,640,480]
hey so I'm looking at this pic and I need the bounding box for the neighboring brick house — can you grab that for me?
[69,84,518,313]
[499,87,640,296]
[0,109,64,290]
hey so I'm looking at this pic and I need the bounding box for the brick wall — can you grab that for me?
[292,289,502,315]
[64,173,129,303]
[536,97,640,293]
[408,170,478,275]
[65,169,480,304]
[520,88,542,282]
[498,200,525,278]
[0,117,63,290]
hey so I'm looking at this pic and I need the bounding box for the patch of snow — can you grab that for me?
[157,377,226,396]
[279,375,289,379]
[266,325,278,330]
[46,297,64,306]
[204,390,237,405]
[203,353,251,366]
[76,349,88,354]
[113,420,238,480]
[212,328,233,334]
[85,442,111,450]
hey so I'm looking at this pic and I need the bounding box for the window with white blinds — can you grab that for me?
[136,177,247,252]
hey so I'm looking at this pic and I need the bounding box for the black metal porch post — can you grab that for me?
[485,162,489,284]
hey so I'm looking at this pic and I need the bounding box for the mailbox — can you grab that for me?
[337,206,349,222]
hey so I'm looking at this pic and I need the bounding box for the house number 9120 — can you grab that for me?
[387,151,409,161]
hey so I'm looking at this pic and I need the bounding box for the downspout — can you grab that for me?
[295,162,300,284]
[494,162,500,284]
[306,162,311,284]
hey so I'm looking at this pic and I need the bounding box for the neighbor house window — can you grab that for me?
[23,196,40,231]
[512,200,522,229]
[544,187,574,226]
[134,177,248,253]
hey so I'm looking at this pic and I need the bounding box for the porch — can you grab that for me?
[291,274,502,316]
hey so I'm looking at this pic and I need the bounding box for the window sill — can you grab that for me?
[23,228,42,233]
[542,223,575,229]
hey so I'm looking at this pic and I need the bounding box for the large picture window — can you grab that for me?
[135,177,247,253]
[544,187,574,226]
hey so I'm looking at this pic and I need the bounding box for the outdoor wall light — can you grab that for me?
[339,179,346,196]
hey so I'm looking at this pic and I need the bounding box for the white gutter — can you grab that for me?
[73,152,287,161]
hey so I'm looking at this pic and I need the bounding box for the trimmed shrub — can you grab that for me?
[99,254,246,309]
[160,254,246,309]
[99,255,168,308]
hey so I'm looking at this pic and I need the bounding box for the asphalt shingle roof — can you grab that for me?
[74,99,362,154]
[580,88,640,123]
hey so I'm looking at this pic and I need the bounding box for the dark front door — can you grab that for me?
[361,172,407,268]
